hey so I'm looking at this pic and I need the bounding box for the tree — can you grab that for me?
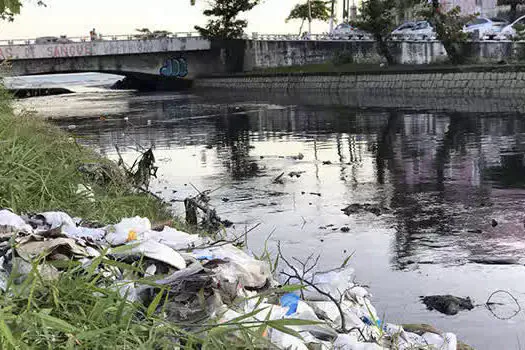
[195,0,259,39]
[497,0,522,21]
[0,0,45,22]
[420,1,474,64]
[286,0,331,35]
[357,0,397,64]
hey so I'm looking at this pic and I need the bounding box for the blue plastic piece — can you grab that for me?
[196,255,214,261]
[361,316,383,329]
[280,293,300,316]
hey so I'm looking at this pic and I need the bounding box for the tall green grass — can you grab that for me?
[0,89,171,223]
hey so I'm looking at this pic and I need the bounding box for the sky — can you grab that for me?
[0,0,348,40]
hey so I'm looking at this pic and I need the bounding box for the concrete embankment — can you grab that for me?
[195,65,525,98]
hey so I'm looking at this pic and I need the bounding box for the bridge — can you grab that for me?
[0,33,231,84]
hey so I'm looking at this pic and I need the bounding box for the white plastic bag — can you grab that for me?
[308,301,365,330]
[65,226,106,242]
[40,211,77,230]
[142,226,205,250]
[282,266,354,301]
[105,216,151,246]
[111,240,186,270]
[0,210,32,232]
[333,334,385,349]
[194,244,270,288]
[422,332,457,350]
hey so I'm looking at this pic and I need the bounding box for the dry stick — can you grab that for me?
[277,242,352,335]
[272,172,285,184]
[188,223,262,251]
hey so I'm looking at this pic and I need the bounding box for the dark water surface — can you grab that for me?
[19,84,525,349]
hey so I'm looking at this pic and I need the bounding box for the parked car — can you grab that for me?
[330,23,371,40]
[406,21,436,40]
[390,22,416,40]
[463,17,508,39]
[496,15,525,39]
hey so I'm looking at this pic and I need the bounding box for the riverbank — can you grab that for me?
[0,90,170,224]
[195,64,525,97]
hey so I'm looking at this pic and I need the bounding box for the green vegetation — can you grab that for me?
[357,0,398,64]
[0,0,45,22]
[286,0,331,35]
[420,1,475,64]
[195,0,260,39]
[497,0,523,21]
[0,89,171,224]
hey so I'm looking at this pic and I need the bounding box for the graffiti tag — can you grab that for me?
[159,58,188,77]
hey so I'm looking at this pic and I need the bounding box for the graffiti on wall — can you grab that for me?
[159,57,188,77]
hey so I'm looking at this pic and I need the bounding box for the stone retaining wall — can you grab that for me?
[195,71,525,96]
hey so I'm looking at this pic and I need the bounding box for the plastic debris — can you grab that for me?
[106,216,151,245]
[194,244,270,288]
[111,240,186,270]
[16,236,89,261]
[281,293,300,315]
[0,209,32,233]
[0,209,464,350]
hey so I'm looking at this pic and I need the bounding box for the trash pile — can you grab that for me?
[0,209,459,350]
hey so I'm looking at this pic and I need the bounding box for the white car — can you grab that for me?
[331,23,371,40]
[496,15,525,39]
[390,22,416,40]
[463,17,508,39]
[406,21,436,40]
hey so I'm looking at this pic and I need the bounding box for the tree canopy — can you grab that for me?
[0,0,45,22]
[497,0,523,21]
[286,0,331,35]
[286,1,331,23]
[357,0,397,63]
[195,0,259,39]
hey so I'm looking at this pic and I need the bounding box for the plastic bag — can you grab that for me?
[39,211,77,230]
[282,266,355,301]
[333,334,385,349]
[142,226,205,250]
[0,210,32,233]
[281,293,300,315]
[422,332,457,350]
[195,244,270,289]
[308,300,365,330]
[65,226,106,242]
[105,216,151,246]
[111,240,186,270]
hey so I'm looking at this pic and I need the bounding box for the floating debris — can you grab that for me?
[421,295,474,316]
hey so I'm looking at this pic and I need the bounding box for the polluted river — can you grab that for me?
[11,73,525,350]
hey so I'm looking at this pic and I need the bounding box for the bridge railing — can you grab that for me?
[0,32,205,45]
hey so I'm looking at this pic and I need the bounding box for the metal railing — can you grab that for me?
[0,32,204,46]
[0,31,518,45]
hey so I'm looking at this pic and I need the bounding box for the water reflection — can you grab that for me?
[54,93,525,274]
[39,90,525,349]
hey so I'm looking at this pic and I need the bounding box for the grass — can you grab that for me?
[0,87,313,349]
[0,88,171,224]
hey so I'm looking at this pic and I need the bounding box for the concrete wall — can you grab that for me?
[195,70,525,97]
[243,40,525,69]
[0,37,210,60]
